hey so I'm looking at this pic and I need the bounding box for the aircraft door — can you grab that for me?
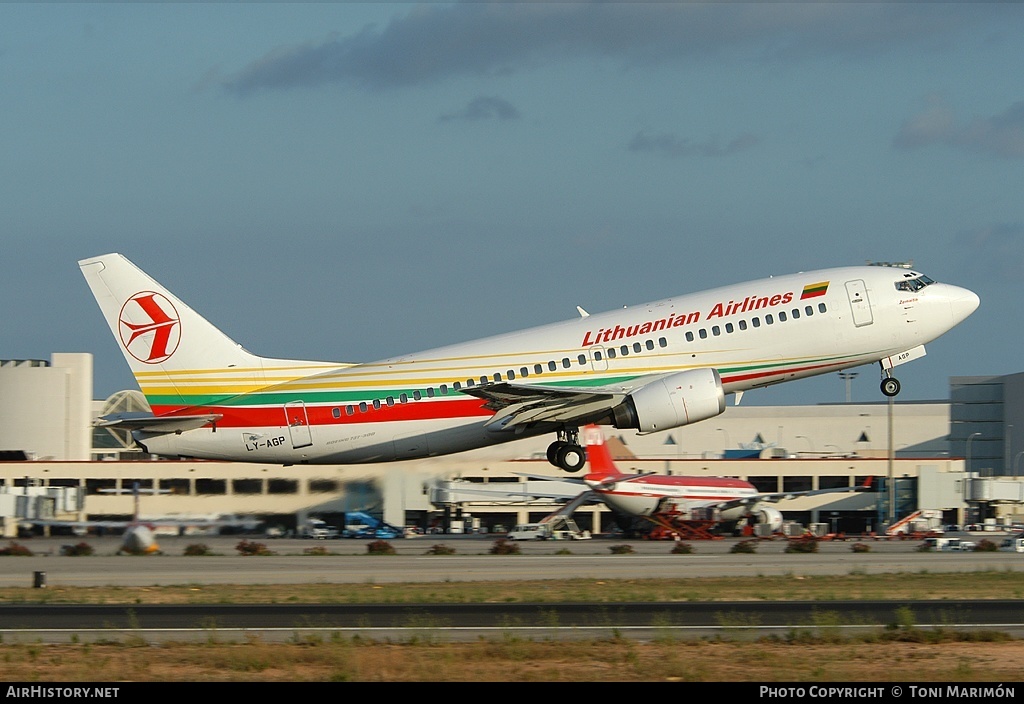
[284,401,313,449]
[845,280,873,327]
[589,346,609,372]
[394,432,429,460]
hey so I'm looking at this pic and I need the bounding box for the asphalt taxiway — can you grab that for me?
[2,533,1022,589]
[4,534,1023,643]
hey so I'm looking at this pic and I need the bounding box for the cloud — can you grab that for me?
[439,96,520,122]
[894,96,1024,159]
[628,130,759,159]
[220,2,995,95]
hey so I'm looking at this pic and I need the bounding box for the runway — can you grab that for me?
[2,533,1023,588]
[3,534,1023,643]
[3,599,1023,644]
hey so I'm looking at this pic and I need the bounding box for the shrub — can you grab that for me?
[974,538,999,552]
[366,540,395,555]
[489,538,521,555]
[670,542,694,554]
[916,542,934,552]
[0,541,33,556]
[303,545,331,556]
[183,543,211,556]
[61,542,94,556]
[851,542,872,553]
[425,544,456,555]
[730,539,758,554]
[785,538,819,553]
[235,540,274,556]
[608,544,635,554]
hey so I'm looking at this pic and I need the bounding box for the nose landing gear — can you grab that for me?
[879,363,901,397]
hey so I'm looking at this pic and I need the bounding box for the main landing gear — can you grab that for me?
[547,427,586,472]
[879,363,901,398]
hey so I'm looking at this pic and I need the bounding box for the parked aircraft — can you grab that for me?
[25,483,261,554]
[80,254,978,471]
[577,425,872,535]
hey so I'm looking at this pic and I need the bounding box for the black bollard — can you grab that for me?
[32,571,46,588]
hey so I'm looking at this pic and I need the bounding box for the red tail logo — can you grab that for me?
[118,291,181,364]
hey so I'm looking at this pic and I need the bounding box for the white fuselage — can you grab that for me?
[136,265,979,464]
[589,476,761,517]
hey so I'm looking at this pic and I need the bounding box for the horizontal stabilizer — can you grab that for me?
[95,412,222,434]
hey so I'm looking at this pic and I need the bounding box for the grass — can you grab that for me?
[3,570,1024,681]
[2,636,1023,682]
[3,570,1024,605]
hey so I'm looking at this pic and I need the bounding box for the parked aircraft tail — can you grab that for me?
[78,253,341,411]
[581,425,625,483]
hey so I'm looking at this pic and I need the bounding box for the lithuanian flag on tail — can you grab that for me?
[800,281,829,299]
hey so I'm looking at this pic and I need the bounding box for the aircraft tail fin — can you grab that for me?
[581,424,625,483]
[79,253,337,410]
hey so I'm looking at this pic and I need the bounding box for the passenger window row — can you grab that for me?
[683,302,827,342]
[333,335,675,417]
[333,304,825,418]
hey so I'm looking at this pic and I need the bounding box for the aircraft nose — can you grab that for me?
[948,285,980,325]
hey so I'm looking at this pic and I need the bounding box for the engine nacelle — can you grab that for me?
[748,505,784,532]
[611,368,726,434]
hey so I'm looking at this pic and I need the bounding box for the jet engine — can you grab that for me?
[746,506,784,532]
[610,368,726,434]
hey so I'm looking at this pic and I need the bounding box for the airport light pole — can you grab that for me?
[966,432,981,525]
[887,394,895,526]
[1014,451,1024,479]
[795,434,813,452]
[838,372,858,403]
[966,432,981,475]
[716,428,730,452]
[1006,425,1013,475]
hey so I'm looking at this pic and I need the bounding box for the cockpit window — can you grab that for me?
[895,275,935,292]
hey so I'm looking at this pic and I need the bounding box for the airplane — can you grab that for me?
[79,254,979,471]
[24,483,261,554]
[575,425,873,537]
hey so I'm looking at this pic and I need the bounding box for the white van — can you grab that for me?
[923,537,975,551]
[507,523,550,540]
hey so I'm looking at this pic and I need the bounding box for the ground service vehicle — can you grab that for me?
[301,518,339,539]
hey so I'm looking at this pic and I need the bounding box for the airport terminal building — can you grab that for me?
[2,353,1024,538]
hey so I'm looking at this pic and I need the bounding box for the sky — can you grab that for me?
[2,2,1023,409]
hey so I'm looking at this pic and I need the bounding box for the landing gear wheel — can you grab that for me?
[556,443,586,472]
[547,441,567,466]
[881,377,901,397]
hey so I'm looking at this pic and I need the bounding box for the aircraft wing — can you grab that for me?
[23,518,134,530]
[461,381,629,429]
[704,478,876,513]
[95,412,223,434]
[433,480,598,504]
[513,473,588,484]
[25,517,258,529]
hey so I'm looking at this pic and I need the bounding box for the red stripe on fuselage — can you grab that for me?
[596,489,753,501]
[721,359,846,386]
[150,397,493,428]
